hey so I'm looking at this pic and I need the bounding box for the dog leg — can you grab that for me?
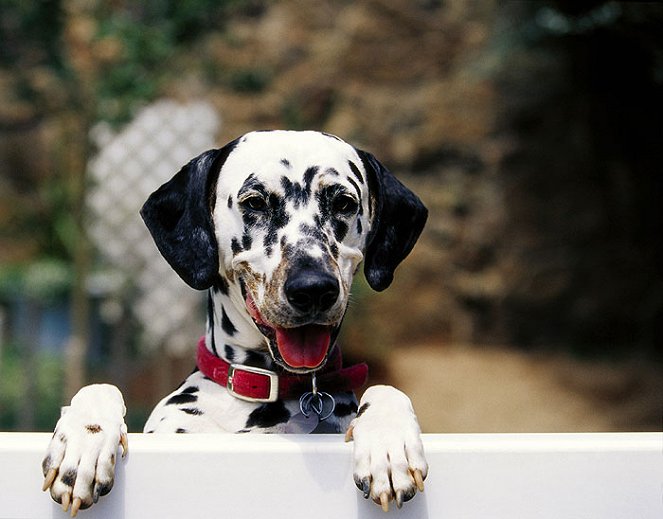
[41,384,128,516]
[345,385,428,512]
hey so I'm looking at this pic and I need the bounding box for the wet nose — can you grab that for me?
[284,270,340,314]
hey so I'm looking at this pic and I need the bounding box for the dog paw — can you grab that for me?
[345,385,428,512]
[41,384,128,516]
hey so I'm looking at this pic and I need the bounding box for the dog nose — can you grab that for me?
[285,270,340,313]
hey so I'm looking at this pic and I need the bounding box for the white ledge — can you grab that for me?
[0,433,661,518]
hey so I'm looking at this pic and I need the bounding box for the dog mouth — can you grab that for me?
[245,292,333,371]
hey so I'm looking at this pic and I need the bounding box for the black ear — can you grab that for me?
[140,141,238,290]
[358,150,428,292]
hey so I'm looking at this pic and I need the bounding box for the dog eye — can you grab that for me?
[241,195,268,212]
[332,193,359,215]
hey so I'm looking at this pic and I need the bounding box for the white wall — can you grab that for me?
[1,433,661,519]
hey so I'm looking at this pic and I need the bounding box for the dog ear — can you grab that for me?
[358,150,428,292]
[140,142,237,290]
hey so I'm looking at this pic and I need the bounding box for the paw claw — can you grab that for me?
[344,425,354,442]
[61,492,71,513]
[42,468,57,491]
[395,490,403,509]
[413,469,425,492]
[120,433,129,457]
[379,492,390,512]
[71,497,81,517]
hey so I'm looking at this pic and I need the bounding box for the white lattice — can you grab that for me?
[87,100,220,354]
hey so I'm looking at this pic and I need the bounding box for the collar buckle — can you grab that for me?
[227,363,279,403]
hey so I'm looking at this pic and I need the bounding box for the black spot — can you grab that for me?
[281,176,308,207]
[334,401,358,417]
[95,481,113,499]
[348,161,364,184]
[332,220,349,241]
[303,166,319,195]
[221,306,237,336]
[356,219,363,235]
[280,158,291,168]
[145,430,155,434]
[245,401,291,428]
[401,487,417,504]
[263,192,289,247]
[213,275,229,295]
[357,402,370,418]
[166,392,198,405]
[222,346,237,365]
[315,184,341,223]
[347,176,361,198]
[227,195,233,208]
[78,500,93,510]
[241,230,253,250]
[207,293,217,355]
[241,208,259,228]
[244,349,274,369]
[266,245,272,257]
[175,428,188,434]
[181,407,204,415]
[181,386,199,394]
[85,424,102,434]
[61,469,77,487]
[330,243,339,258]
[299,223,325,241]
[42,455,51,474]
[326,167,340,176]
[231,237,242,255]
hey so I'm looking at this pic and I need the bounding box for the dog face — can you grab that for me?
[213,132,370,369]
[141,130,427,372]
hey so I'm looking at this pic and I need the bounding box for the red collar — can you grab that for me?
[196,337,368,403]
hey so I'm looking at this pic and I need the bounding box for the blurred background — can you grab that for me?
[1,0,661,433]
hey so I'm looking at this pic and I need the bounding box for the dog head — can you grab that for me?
[141,130,427,372]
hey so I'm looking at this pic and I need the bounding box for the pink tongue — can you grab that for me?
[275,325,331,369]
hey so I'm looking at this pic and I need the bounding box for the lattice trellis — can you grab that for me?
[87,100,220,354]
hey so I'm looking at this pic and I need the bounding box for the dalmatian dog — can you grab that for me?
[42,130,429,516]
